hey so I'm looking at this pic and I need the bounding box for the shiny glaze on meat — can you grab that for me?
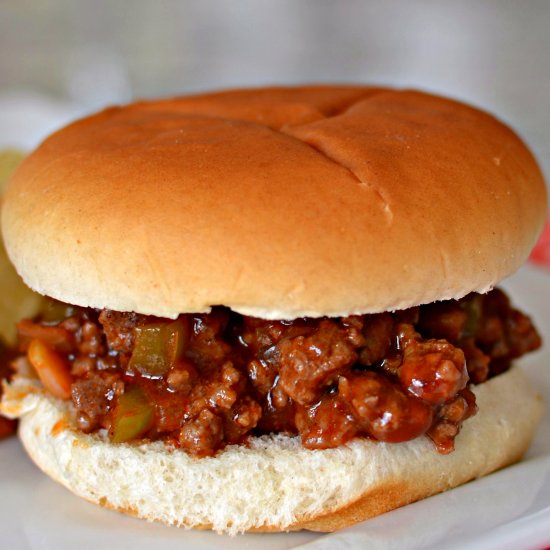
[11,289,542,455]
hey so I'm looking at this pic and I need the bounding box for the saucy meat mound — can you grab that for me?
[8,289,541,455]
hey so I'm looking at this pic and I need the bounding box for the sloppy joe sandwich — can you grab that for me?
[0,86,547,534]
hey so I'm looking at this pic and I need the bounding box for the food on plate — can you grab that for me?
[0,86,546,533]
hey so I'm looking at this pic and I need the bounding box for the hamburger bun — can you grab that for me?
[1,86,546,319]
[0,86,547,534]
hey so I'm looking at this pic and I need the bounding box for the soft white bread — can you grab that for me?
[1,87,547,319]
[1,367,542,534]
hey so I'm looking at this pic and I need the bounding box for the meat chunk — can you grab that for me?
[355,313,394,366]
[98,310,146,354]
[186,311,231,368]
[295,394,357,449]
[277,320,357,405]
[398,338,469,405]
[460,336,490,384]
[179,409,224,457]
[427,387,477,453]
[418,302,468,342]
[71,372,123,432]
[339,373,433,443]
[223,396,262,444]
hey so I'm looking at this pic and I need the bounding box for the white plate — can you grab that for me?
[1,266,549,550]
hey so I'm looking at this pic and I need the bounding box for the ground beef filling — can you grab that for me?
[10,289,541,456]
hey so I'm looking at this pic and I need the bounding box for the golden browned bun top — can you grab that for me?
[1,86,547,319]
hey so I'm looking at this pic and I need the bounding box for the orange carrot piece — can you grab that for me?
[27,339,72,400]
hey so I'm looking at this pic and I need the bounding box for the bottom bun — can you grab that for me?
[1,367,543,534]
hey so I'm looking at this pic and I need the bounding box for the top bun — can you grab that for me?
[1,86,547,319]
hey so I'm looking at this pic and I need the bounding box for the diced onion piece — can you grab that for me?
[110,386,154,443]
[128,319,188,376]
[27,338,72,399]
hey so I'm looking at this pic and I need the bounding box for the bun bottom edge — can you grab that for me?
[2,366,543,534]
